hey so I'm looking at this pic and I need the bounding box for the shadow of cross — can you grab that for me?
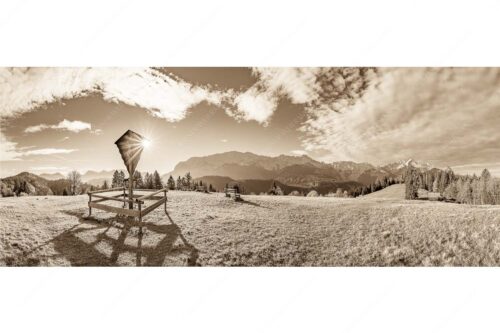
[52,210,199,266]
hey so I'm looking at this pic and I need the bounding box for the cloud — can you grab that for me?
[30,166,68,171]
[25,119,92,133]
[232,87,278,124]
[301,68,500,168]
[253,68,320,104]
[0,67,225,164]
[2,67,499,174]
[20,148,77,156]
[0,132,21,161]
[30,166,70,172]
[3,67,371,127]
[0,67,223,122]
[227,68,319,124]
[0,132,77,161]
[290,149,308,156]
[230,68,377,124]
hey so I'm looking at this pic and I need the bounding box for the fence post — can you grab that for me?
[88,193,92,217]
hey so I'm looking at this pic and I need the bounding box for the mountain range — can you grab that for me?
[163,151,430,187]
[2,151,434,196]
[37,170,121,186]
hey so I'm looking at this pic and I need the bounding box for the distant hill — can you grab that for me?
[81,170,116,183]
[38,172,65,180]
[1,172,54,196]
[0,172,107,196]
[85,178,110,187]
[33,170,116,187]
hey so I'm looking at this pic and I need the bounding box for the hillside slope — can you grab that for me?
[361,184,405,199]
[1,172,54,196]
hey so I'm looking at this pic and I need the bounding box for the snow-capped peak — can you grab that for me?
[397,158,432,170]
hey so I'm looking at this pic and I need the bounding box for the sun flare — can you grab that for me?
[141,138,152,149]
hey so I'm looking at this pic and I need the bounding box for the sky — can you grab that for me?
[1,67,499,177]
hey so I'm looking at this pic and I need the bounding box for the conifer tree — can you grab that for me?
[153,170,163,189]
[479,169,493,205]
[432,177,439,193]
[185,172,192,189]
[404,167,419,200]
[443,182,458,201]
[111,170,120,188]
[145,173,154,189]
[118,170,125,187]
[457,178,472,204]
[167,175,175,190]
[134,171,144,189]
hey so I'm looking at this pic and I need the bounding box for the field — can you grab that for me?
[1,185,500,266]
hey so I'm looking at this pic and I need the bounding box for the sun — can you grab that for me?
[141,138,152,149]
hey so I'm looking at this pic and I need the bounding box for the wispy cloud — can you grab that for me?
[2,67,499,173]
[0,132,77,161]
[25,119,92,133]
[301,68,500,167]
[232,87,277,124]
[229,68,377,125]
[20,148,77,156]
[0,68,224,163]
[30,166,70,172]
[227,68,318,124]
[290,149,308,156]
[0,132,21,161]
[0,67,223,122]
[253,68,320,104]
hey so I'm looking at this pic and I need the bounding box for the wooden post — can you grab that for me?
[122,188,126,208]
[164,189,167,214]
[128,174,134,210]
[138,201,142,235]
[88,193,92,217]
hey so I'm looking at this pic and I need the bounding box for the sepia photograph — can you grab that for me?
[1,67,499,267]
[2,1,500,333]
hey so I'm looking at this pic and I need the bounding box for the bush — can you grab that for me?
[1,185,14,197]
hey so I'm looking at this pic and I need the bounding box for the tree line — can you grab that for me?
[404,167,500,205]
[164,172,214,192]
[107,170,163,190]
[105,170,215,192]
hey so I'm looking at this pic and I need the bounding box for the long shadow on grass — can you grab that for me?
[43,209,200,266]
[235,199,269,209]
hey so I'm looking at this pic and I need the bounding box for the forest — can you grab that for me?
[404,167,500,205]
